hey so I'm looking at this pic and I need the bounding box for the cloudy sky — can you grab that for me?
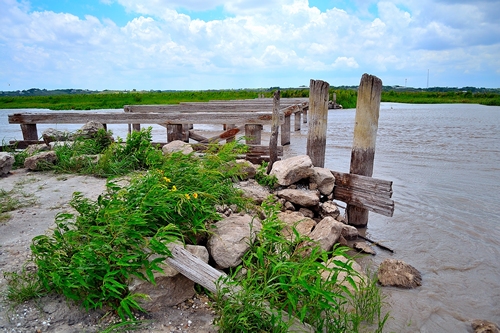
[1,0,499,91]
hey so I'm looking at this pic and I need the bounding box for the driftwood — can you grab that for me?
[166,244,314,332]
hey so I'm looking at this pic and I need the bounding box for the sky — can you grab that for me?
[1,0,499,91]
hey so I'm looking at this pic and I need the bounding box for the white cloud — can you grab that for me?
[0,0,499,90]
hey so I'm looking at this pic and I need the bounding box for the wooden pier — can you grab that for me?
[6,75,395,226]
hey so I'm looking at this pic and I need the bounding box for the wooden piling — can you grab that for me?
[281,114,291,145]
[167,124,184,142]
[347,73,383,228]
[267,90,280,173]
[306,79,330,167]
[294,111,301,131]
[245,124,262,145]
[21,124,38,141]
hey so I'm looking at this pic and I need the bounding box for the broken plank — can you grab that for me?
[333,186,394,217]
[331,170,393,197]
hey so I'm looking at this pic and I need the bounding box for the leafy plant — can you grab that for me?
[0,187,38,222]
[254,162,278,188]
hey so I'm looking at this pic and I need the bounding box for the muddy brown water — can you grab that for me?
[2,103,500,332]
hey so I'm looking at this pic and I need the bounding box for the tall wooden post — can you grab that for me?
[306,79,329,167]
[20,124,38,141]
[347,74,382,228]
[267,90,280,173]
[294,111,301,131]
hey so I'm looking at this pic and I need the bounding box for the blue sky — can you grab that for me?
[1,0,499,91]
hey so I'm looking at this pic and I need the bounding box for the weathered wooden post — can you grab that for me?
[245,124,262,145]
[306,79,329,167]
[346,73,383,227]
[267,90,280,173]
[294,110,302,131]
[281,114,291,145]
[20,124,38,141]
[167,124,184,142]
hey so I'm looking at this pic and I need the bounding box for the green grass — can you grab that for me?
[0,187,38,223]
[0,88,360,110]
[382,90,500,106]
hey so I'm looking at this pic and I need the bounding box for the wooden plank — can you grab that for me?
[125,102,307,115]
[8,112,275,126]
[331,171,392,197]
[166,244,314,333]
[333,187,394,217]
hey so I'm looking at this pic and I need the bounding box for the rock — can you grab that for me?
[233,159,257,180]
[353,242,376,255]
[298,216,344,257]
[277,211,316,241]
[311,167,335,195]
[341,225,358,240]
[471,319,500,333]
[127,244,209,312]
[269,155,314,186]
[377,259,422,289]
[277,188,319,207]
[319,201,340,219]
[162,140,194,155]
[298,207,314,218]
[235,180,272,204]
[0,152,14,176]
[25,144,50,155]
[321,256,367,293]
[284,201,295,211]
[129,273,196,312]
[75,121,105,139]
[207,214,262,269]
[24,151,57,170]
[42,128,71,144]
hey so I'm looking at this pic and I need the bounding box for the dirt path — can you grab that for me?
[0,170,217,333]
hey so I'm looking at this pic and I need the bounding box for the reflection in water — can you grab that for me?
[2,104,500,331]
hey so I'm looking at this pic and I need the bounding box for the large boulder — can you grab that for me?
[269,155,314,186]
[162,140,194,155]
[311,167,335,196]
[298,216,344,257]
[377,259,422,289]
[277,189,320,207]
[0,152,14,176]
[75,121,105,139]
[207,214,262,269]
[42,128,71,144]
[24,151,57,170]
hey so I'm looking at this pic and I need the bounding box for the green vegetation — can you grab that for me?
[382,90,500,106]
[3,130,388,331]
[214,200,388,332]
[0,88,360,110]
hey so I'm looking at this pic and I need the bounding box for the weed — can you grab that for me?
[3,263,47,305]
[0,188,38,222]
[254,162,278,188]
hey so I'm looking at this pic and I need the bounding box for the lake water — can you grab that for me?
[1,103,500,332]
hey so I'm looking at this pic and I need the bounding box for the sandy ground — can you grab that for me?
[0,169,217,333]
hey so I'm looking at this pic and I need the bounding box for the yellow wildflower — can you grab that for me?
[185,194,191,200]
[163,177,171,183]
[171,185,177,191]
[193,193,198,199]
